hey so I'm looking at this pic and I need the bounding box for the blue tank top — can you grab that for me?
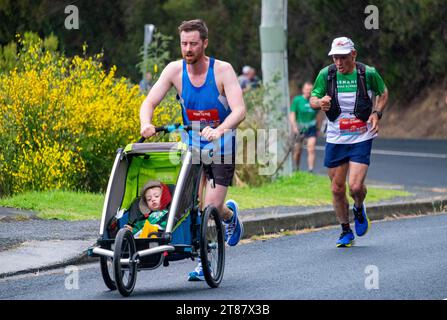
[177,58,235,155]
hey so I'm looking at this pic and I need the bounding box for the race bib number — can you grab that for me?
[339,118,367,136]
[186,109,220,128]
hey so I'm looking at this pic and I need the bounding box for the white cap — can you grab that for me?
[242,65,251,74]
[328,37,355,56]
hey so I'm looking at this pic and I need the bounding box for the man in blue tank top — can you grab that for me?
[140,19,246,281]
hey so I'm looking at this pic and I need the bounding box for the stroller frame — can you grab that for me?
[88,130,225,297]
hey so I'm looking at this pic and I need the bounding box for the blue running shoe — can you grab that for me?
[188,260,204,281]
[224,199,244,246]
[353,204,370,237]
[336,230,355,248]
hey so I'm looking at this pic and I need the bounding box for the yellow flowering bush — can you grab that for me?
[0,33,181,196]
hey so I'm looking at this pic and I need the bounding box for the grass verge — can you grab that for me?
[0,191,104,221]
[227,172,410,210]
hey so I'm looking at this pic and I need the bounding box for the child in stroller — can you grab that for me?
[125,180,172,238]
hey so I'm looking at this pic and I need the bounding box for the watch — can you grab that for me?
[372,110,383,120]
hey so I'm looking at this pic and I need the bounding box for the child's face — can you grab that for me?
[144,187,162,211]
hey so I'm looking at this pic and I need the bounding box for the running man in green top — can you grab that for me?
[289,82,321,173]
[309,37,388,248]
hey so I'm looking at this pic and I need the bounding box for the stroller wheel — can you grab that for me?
[100,243,116,291]
[200,205,225,288]
[113,228,137,297]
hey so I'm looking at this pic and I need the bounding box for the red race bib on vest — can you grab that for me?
[186,109,221,127]
[339,118,367,136]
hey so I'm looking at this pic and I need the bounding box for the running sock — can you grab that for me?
[341,223,351,233]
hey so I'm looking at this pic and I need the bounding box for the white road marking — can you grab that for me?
[316,146,447,159]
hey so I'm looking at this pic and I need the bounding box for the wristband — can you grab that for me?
[372,110,383,120]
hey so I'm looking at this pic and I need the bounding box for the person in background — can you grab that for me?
[139,71,153,93]
[289,81,320,173]
[238,65,259,92]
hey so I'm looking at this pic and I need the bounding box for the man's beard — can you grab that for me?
[185,56,198,64]
[183,51,204,65]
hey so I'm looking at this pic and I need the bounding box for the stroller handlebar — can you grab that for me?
[137,123,205,143]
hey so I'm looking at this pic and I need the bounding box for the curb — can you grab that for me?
[242,197,447,237]
[0,207,38,223]
[1,197,446,279]
[0,250,98,280]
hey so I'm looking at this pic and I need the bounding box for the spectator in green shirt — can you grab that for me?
[289,81,321,173]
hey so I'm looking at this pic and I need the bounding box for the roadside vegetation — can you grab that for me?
[2,1,444,101]
[0,32,180,197]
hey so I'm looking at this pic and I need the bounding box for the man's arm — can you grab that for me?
[289,111,299,134]
[316,110,324,133]
[201,63,246,141]
[374,88,388,113]
[140,62,176,138]
[309,69,331,111]
[310,96,331,111]
[309,96,320,110]
[289,97,299,134]
[368,88,389,134]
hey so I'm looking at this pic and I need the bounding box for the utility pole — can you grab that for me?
[142,24,155,81]
[260,0,292,176]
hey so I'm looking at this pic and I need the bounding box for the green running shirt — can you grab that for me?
[290,95,318,131]
[311,64,386,144]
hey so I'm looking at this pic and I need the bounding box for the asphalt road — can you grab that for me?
[299,138,447,188]
[2,213,447,300]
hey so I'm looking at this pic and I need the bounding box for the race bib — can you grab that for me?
[339,118,367,136]
[186,109,220,128]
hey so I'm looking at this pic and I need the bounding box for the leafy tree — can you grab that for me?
[136,31,173,82]
[0,0,445,102]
